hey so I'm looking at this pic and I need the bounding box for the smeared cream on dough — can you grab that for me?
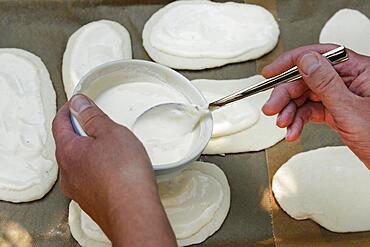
[273,146,370,232]
[69,161,230,247]
[320,9,370,56]
[143,0,279,70]
[62,20,132,98]
[192,75,286,154]
[0,49,57,203]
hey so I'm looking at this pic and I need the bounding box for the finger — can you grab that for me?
[262,79,308,116]
[262,44,340,78]
[276,92,312,128]
[293,91,311,107]
[286,102,325,141]
[276,101,296,128]
[52,102,79,147]
[297,51,356,114]
[70,94,117,138]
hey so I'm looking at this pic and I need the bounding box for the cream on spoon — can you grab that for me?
[133,46,348,144]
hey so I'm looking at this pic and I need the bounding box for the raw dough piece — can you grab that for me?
[273,146,370,232]
[192,75,286,154]
[0,49,57,203]
[143,0,279,70]
[62,20,132,99]
[69,161,230,246]
[320,9,370,56]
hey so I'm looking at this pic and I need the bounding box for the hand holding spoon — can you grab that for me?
[134,46,348,134]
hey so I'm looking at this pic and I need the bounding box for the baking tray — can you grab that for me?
[0,0,369,246]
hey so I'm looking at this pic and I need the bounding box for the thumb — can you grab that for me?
[70,94,115,137]
[297,51,354,113]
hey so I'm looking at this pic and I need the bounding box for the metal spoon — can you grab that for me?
[134,46,348,127]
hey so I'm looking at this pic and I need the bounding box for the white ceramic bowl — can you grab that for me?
[71,60,213,176]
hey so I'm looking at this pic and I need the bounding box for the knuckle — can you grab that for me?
[313,71,338,95]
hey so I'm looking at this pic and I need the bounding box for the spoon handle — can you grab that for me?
[208,46,348,110]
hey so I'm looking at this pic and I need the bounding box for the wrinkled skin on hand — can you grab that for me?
[262,44,370,169]
[52,95,176,247]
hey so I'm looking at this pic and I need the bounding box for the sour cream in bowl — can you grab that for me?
[70,60,213,176]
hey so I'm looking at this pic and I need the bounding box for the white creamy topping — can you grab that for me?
[133,104,207,165]
[80,212,109,242]
[203,91,259,138]
[0,51,55,193]
[63,20,132,98]
[159,168,224,239]
[273,146,370,233]
[150,1,279,59]
[95,82,194,166]
[192,76,286,154]
[320,9,370,56]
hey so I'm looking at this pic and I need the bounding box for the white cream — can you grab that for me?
[159,163,225,240]
[192,75,286,154]
[273,146,370,233]
[80,212,109,243]
[320,9,370,56]
[0,49,57,202]
[203,91,259,138]
[143,1,280,69]
[94,82,195,166]
[63,20,132,98]
[69,161,231,247]
[133,104,207,165]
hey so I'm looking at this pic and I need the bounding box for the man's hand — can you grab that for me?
[52,94,177,246]
[262,44,370,169]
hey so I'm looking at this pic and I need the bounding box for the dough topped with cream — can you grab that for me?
[0,49,57,203]
[192,75,286,154]
[143,0,279,70]
[62,20,132,98]
[69,161,230,247]
[273,146,370,232]
[320,9,370,56]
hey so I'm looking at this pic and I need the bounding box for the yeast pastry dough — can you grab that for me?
[192,75,286,154]
[273,146,370,232]
[69,162,230,246]
[143,0,279,70]
[0,49,57,203]
[320,9,370,56]
[62,20,132,99]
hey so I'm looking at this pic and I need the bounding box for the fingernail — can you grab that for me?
[70,94,92,115]
[299,53,320,75]
[286,128,292,139]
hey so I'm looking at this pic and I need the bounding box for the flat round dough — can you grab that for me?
[69,161,230,247]
[273,146,370,232]
[62,20,132,99]
[320,9,370,56]
[192,75,286,154]
[143,0,279,70]
[0,48,57,203]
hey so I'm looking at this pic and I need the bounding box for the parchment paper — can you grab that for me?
[0,0,369,246]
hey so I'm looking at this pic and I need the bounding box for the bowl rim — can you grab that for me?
[70,59,213,172]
